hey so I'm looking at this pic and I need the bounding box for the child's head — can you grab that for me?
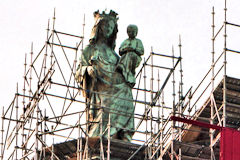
[127,24,138,39]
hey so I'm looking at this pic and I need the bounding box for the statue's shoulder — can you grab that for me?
[135,38,143,43]
[135,38,144,48]
[81,45,96,65]
[123,38,131,43]
[83,44,95,54]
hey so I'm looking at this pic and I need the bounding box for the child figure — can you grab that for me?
[117,24,144,87]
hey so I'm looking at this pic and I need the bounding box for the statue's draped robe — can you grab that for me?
[76,44,134,140]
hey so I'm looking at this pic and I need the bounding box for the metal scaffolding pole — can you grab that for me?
[149,49,154,158]
[15,84,19,160]
[143,57,148,160]
[171,46,176,160]
[210,6,215,160]
[0,107,4,160]
[22,53,27,159]
[178,35,183,160]
[223,0,227,128]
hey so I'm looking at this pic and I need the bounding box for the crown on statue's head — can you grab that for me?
[93,10,119,23]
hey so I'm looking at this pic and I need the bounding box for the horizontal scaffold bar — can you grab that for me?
[145,63,172,70]
[54,30,84,39]
[47,41,77,50]
[226,48,240,54]
[226,22,240,28]
[151,52,181,59]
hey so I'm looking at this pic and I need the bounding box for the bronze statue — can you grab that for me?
[75,10,135,141]
[117,24,144,88]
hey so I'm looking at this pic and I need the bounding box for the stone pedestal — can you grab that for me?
[42,137,145,160]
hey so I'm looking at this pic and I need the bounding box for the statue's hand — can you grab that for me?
[87,66,95,77]
[125,47,135,52]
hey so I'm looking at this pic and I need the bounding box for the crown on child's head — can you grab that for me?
[93,10,119,23]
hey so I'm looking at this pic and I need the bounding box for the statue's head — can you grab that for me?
[90,10,119,49]
[127,24,138,39]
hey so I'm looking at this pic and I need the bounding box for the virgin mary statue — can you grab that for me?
[75,10,135,141]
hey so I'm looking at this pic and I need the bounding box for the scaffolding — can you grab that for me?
[2,0,240,159]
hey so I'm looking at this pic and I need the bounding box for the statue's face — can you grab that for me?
[127,26,137,39]
[100,19,115,38]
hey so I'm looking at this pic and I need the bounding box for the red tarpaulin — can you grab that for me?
[171,116,240,160]
[220,128,240,160]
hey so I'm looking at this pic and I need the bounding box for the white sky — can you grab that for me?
[1,0,240,112]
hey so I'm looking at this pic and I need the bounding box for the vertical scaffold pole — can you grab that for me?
[15,83,19,160]
[50,9,56,70]
[107,113,111,160]
[34,103,40,160]
[171,46,176,160]
[80,130,83,160]
[80,15,85,160]
[160,91,164,160]
[44,19,50,77]
[73,42,78,96]
[43,109,47,159]
[157,70,160,158]
[51,132,54,160]
[150,48,154,158]
[30,43,34,159]
[77,109,80,160]
[179,35,183,109]
[210,6,215,160]
[77,111,83,160]
[223,0,227,128]
[40,106,43,159]
[22,53,27,159]
[29,43,33,99]
[99,105,105,160]
[1,107,4,160]
[143,57,147,160]
[178,35,183,160]
[83,98,89,160]
[83,14,89,158]
[82,14,85,53]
